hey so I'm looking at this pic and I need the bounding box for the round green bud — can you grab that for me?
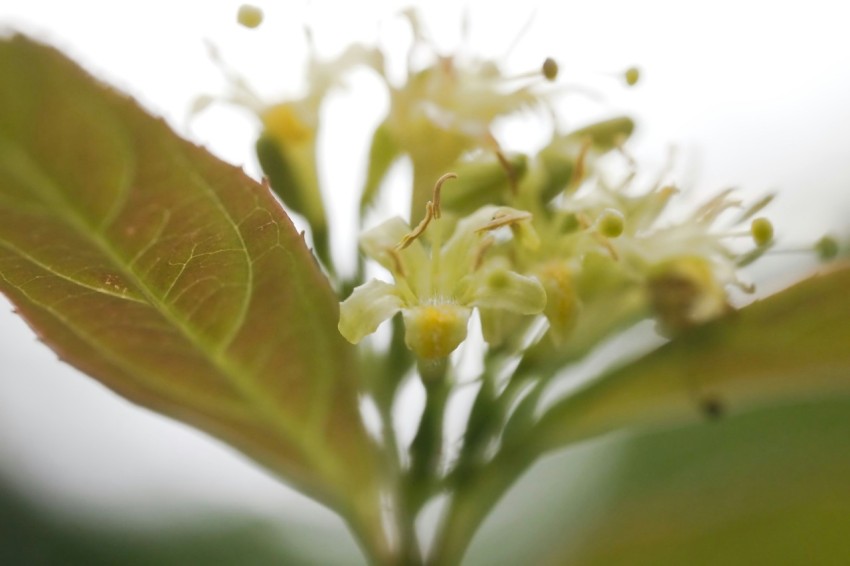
[597,208,625,238]
[624,66,640,86]
[542,57,559,81]
[237,4,264,29]
[750,217,774,246]
[815,235,840,260]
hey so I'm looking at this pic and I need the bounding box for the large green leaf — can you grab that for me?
[540,398,850,565]
[0,35,382,546]
[534,263,850,453]
[462,398,850,565]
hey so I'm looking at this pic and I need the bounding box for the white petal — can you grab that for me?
[338,280,404,344]
[468,264,546,315]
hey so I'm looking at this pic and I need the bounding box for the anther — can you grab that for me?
[237,4,264,29]
[624,66,640,86]
[596,209,625,238]
[432,172,457,220]
[566,138,592,193]
[750,217,774,246]
[386,247,407,278]
[542,57,559,81]
[472,236,495,271]
[398,202,435,250]
[475,209,533,233]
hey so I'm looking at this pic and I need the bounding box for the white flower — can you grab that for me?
[339,179,546,359]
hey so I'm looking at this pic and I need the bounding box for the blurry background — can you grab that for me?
[2,1,850,564]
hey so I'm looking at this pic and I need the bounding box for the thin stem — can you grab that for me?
[429,442,540,565]
[408,358,451,512]
[377,399,424,565]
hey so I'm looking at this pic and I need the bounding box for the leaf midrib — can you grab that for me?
[0,129,340,479]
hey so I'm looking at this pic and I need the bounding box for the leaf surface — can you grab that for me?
[540,399,850,565]
[534,264,850,452]
[0,36,380,527]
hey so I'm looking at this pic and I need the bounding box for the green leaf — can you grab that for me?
[534,264,850,453]
[540,398,850,565]
[255,133,332,271]
[460,398,850,565]
[0,477,363,565]
[0,35,383,550]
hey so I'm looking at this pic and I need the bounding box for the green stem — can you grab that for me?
[429,442,539,565]
[377,400,424,566]
[408,358,450,513]
[342,497,394,566]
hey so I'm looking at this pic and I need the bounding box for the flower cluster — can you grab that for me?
[205,7,836,362]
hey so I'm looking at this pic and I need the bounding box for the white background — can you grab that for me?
[1,0,849,548]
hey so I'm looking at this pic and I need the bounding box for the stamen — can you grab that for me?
[386,247,407,278]
[396,174,455,249]
[475,209,533,233]
[494,149,519,194]
[432,172,457,220]
[472,235,495,271]
[623,66,640,86]
[566,138,592,193]
[398,201,435,250]
[542,57,559,81]
[502,57,559,83]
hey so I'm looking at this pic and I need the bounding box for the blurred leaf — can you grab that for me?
[541,398,850,565]
[0,477,362,566]
[535,264,850,453]
[0,35,382,535]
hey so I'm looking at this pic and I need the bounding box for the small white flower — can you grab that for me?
[339,177,546,359]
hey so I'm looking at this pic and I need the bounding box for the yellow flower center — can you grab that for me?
[262,103,312,144]
[403,304,469,359]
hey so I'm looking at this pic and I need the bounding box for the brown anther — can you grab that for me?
[542,57,559,81]
[495,149,519,195]
[472,236,495,271]
[432,172,457,220]
[386,247,407,278]
[566,138,592,193]
[475,209,533,233]
[398,201,435,250]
